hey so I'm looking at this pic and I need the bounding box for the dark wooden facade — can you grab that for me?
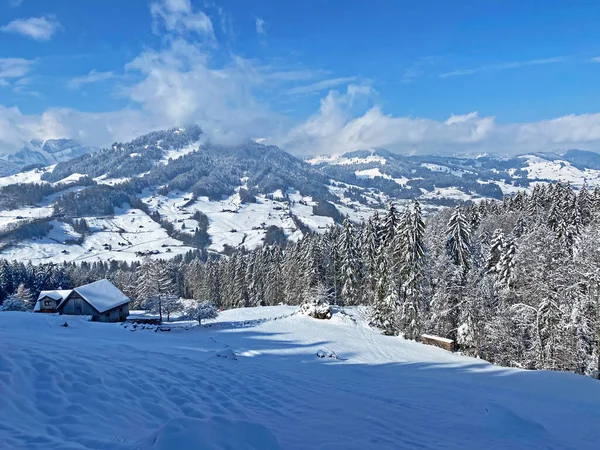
[57,292,129,322]
[36,296,60,313]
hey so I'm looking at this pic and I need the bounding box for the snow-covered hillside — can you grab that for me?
[0,206,197,264]
[0,127,384,263]
[3,126,600,264]
[1,307,599,449]
[308,148,600,202]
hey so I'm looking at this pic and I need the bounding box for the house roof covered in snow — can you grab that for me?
[37,290,73,301]
[72,280,130,313]
[34,290,73,312]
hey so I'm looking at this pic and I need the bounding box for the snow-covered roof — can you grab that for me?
[37,290,73,301]
[34,290,73,311]
[73,280,130,313]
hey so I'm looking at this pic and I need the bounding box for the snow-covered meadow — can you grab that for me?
[2,306,600,449]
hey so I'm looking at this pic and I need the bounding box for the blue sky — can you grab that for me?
[1,0,600,155]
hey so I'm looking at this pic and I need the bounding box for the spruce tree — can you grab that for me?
[446,207,471,270]
[15,283,34,310]
[338,216,361,305]
[486,229,505,273]
[497,240,516,287]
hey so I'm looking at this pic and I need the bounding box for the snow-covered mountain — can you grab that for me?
[307,147,600,203]
[1,126,600,264]
[2,138,97,172]
[0,126,374,264]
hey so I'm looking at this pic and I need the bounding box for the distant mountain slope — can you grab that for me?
[0,160,20,178]
[0,127,378,263]
[307,148,600,203]
[561,149,600,170]
[2,128,600,264]
[2,138,97,174]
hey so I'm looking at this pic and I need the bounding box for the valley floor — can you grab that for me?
[1,307,600,449]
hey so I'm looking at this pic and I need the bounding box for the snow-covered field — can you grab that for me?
[307,152,387,166]
[0,206,195,264]
[421,163,472,177]
[1,306,599,449]
[0,205,54,231]
[420,186,481,202]
[0,166,54,188]
[520,155,600,186]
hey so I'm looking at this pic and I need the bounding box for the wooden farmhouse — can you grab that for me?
[34,279,130,322]
[34,289,73,313]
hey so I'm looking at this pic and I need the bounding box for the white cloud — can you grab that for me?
[3,2,600,160]
[68,70,114,90]
[514,114,600,146]
[4,57,600,158]
[439,57,566,78]
[287,77,358,95]
[255,17,267,36]
[9,0,24,6]
[0,105,163,154]
[445,112,480,125]
[591,57,600,63]
[278,85,600,156]
[1,16,60,41]
[0,58,32,86]
[123,39,284,145]
[0,2,323,155]
[150,0,214,38]
[402,56,438,83]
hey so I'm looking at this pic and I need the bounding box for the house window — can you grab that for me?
[44,300,51,307]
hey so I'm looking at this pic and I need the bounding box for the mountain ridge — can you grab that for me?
[2,126,600,264]
[2,138,98,173]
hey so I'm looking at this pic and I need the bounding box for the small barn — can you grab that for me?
[34,280,130,322]
[34,290,73,313]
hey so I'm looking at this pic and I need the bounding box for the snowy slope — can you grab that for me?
[310,149,600,201]
[0,206,196,264]
[519,155,600,186]
[1,307,600,449]
[5,127,600,264]
[0,166,54,188]
[307,151,387,166]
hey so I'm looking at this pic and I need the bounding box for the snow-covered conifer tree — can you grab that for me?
[15,283,34,310]
[486,229,504,273]
[0,295,28,312]
[338,216,361,305]
[446,207,471,270]
[497,240,516,286]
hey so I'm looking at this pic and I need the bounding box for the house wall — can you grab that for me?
[36,296,58,313]
[56,291,130,323]
[58,293,98,317]
[95,303,129,323]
